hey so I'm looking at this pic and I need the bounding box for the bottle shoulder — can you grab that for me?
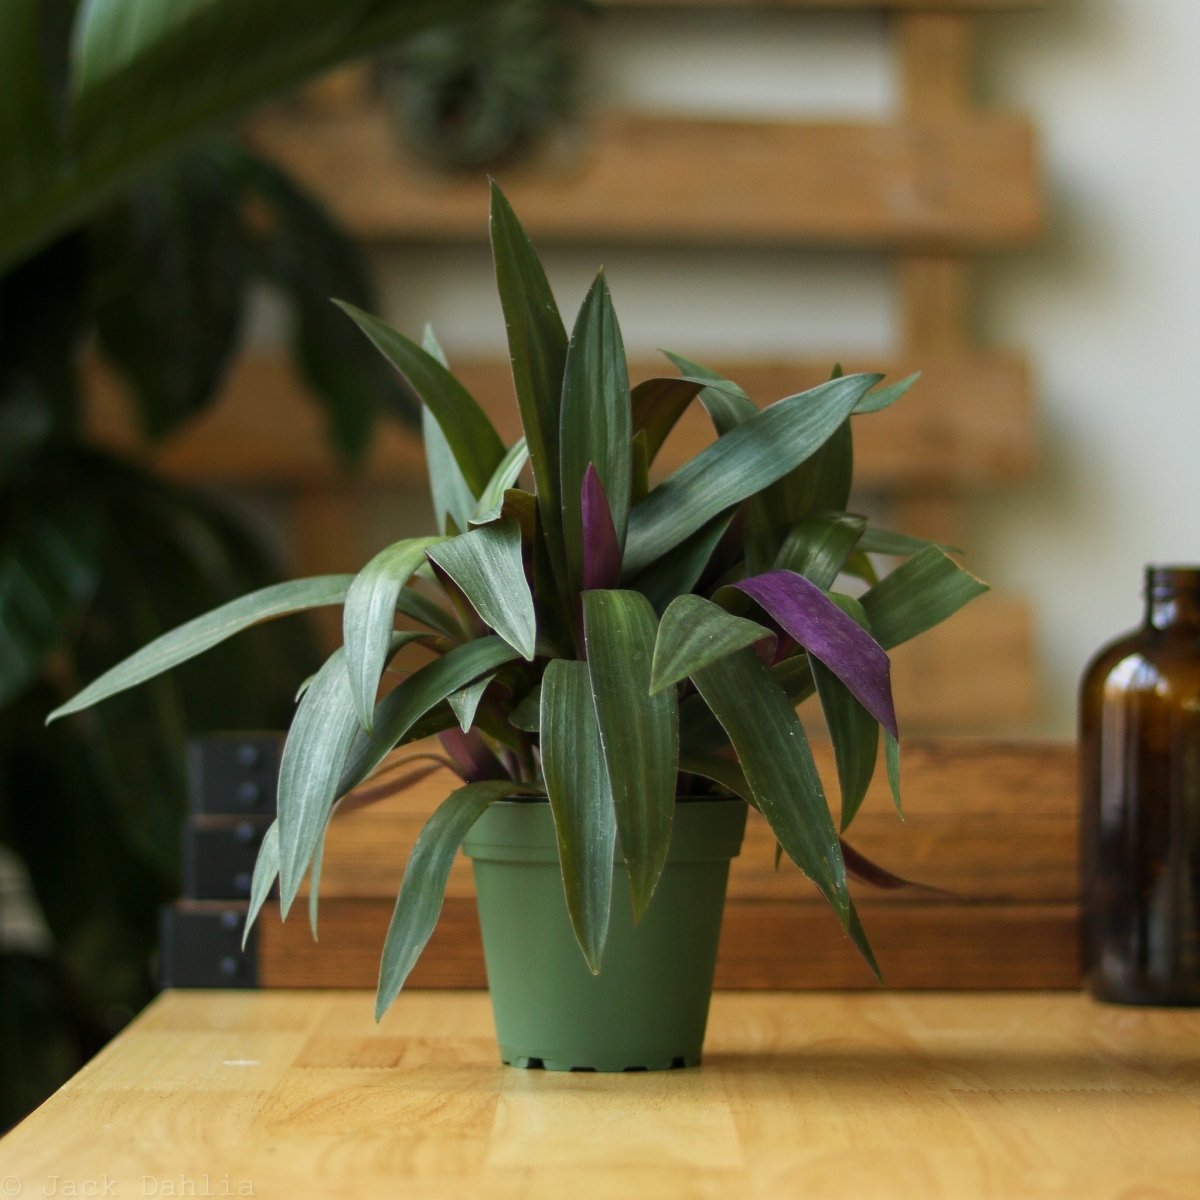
[1082,625,1200,697]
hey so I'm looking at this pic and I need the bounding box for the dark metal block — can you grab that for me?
[187,732,282,815]
[159,903,258,989]
[182,816,273,900]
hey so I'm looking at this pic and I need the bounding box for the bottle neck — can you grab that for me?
[1143,567,1200,632]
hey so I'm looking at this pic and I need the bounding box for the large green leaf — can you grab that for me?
[690,649,849,923]
[679,742,879,979]
[46,574,354,722]
[860,546,988,650]
[471,438,529,526]
[242,819,279,949]
[277,633,434,912]
[650,595,774,697]
[375,778,540,1018]
[337,636,521,796]
[335,301,504,494]
[582,591,679,920]
[630,509,736,615]
[622,373,880,577]
[342,536,446,731]
[419,322,477,534]
[2,0,492,272]
[427,520,536,661]
[540,658,616,973]
[0,497,104,707]
[774,512,866,590]
[559,271,633,591]
[488,182,568,583]
[851,371,919,415]
[0,0,61,229]
[858,527,955,558]
[661,352,758,432]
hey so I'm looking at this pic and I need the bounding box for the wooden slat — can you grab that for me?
[243,108,1041,248]
[304,740,1074,908]
[258,897,1079,990]
[85,350,1036,489]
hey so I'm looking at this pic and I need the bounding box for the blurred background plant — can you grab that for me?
[0,0,576,1129]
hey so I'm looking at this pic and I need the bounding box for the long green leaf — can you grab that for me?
[631,509,736,615]
[0,0,60,221]
[622,373,880,577]
[342,536,446,731]
[690,649,849,922]
[277,633,434,913]
[661,352,758,432]
[775,512,866,590]
[427,520,536,661]
[275,648,357,913]
[338,636,521,796]
[376,778,540,1018]
[858,527,956,558]
[541,659,617,973]
[334,301,504,493]
[242,819,279,949]
[471,438,529,526]
[651,595,774,696]
[559,270,633,590]
[852,371,919,414]
[418,325,477,533]
[489,182,568,580]
[583,591,679,920]
[860,547,988,650]
[678,743,879,979]
[46,574,354,722]
[447,673,494,733]
[422,406,475,535]
[3,0,490,272]
[395,587,464,642]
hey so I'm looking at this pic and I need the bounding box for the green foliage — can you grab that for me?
[52,186,989,1020]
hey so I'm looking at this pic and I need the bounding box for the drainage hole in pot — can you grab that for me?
[670,1057,688,1070]
[623,1066,648,1073]
[569,1066,596,1073]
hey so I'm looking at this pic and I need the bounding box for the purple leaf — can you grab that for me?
[733,570,898,738]
[841,839,953,898]
[581,464,621,591]
[438,728,508,783]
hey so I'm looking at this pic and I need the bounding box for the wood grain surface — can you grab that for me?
[3,989,1197,1199]
[85,351,1036,489]
[244,741,1078,990]
[243,109,1041,249]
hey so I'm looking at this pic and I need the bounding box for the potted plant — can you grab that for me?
[49,183,987,1071]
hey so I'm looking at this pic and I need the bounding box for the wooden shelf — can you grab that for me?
[244,108,1042,249]
[86,351,1036,490]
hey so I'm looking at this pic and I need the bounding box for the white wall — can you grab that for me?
[976,0,1200,732]
[374,1,1200,734]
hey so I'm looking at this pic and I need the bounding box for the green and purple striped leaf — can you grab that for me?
[582,590,679,920]
[334,301,504,494]
[343,536,446,731]
[559,270,632,595]
[732,569,898,739]
[427,519,536,661]
[622,372,879,577]
[47,574,355,723]
[541,658,617,973]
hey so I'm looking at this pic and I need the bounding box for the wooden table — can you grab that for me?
[3,990,1199,1198]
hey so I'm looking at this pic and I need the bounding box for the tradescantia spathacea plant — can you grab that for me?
[48,183,988,1018]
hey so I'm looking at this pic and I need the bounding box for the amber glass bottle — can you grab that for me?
[1080,566,1200,1004]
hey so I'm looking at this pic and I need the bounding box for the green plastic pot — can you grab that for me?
[462,797,747,1072]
